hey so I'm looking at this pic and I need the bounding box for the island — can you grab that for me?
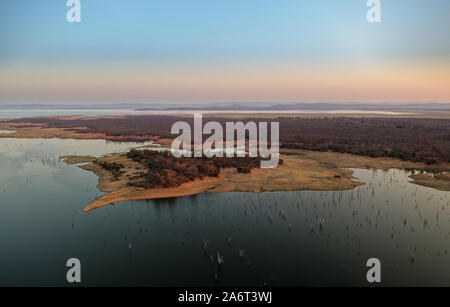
[1,113,449,212]
[63,148,450,212]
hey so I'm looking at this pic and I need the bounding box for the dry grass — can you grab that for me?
[409,173,450,191]
[60,155,96,165]
[72,149,450,212]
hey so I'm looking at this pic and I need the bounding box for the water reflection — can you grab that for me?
[0,139,449,286]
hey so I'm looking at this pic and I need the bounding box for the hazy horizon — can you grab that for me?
[1,102,450,113]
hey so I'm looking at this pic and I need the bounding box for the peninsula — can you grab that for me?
[1,113,449,212]
[67,148,450,212]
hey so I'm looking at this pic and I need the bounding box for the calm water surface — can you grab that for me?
[0,109,413,119]
[0,138,449,286]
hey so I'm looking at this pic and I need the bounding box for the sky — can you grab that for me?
[0,0,449,105]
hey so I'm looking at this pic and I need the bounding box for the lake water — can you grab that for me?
[0,138,449,286]
[0,109,414,119]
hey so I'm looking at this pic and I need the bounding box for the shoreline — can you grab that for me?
[74,150,450,212]
[79,153,363,212]
[1,114,449,211]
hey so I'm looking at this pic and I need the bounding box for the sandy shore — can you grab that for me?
[0,121,107,139]
[408,173,450,191]
[71,150,450,212]
[79,153,362,212]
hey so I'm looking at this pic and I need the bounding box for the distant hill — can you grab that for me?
[135,103,450,111]
[1,102,449,111]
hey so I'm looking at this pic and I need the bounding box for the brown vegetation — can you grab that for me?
[95,161,125,180]
[125,149,262,188]
[6,115,450,164]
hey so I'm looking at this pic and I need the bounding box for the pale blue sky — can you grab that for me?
[0,0,449,104]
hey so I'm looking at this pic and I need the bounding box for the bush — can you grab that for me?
[126,150,262,189]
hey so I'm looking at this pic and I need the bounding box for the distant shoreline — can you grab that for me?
[2,103,450,120]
